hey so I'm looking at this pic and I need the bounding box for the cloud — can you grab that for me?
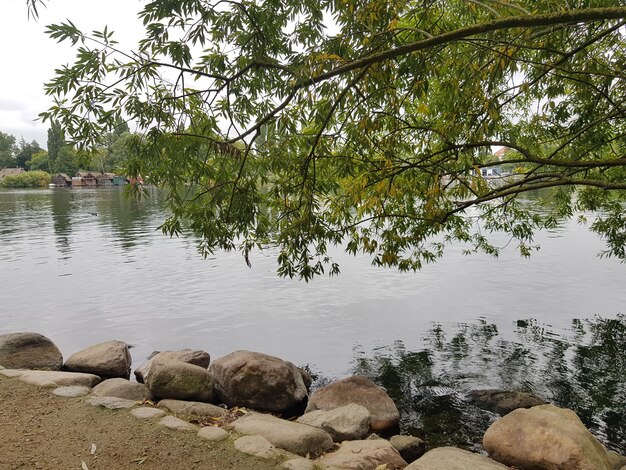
[0,99,25,111]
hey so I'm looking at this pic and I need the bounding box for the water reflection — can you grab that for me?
[351,316,626,454]
[51,189,73,254]
[95,187,165,251]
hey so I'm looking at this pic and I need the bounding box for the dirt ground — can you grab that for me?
[0,376,283,470]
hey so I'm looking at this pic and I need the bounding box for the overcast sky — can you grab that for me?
[0,0,144,147]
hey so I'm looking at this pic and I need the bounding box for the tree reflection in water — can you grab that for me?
[350,316,626,454]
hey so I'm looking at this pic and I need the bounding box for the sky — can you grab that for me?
[0,0,144,148]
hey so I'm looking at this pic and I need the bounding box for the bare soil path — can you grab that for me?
[0,376,282,470]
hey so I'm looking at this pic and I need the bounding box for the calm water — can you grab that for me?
[1,188,624,451]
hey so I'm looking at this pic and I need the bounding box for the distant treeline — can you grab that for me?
[0,120,132,176]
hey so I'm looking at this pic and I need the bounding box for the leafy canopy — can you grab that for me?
[40,0,626,279]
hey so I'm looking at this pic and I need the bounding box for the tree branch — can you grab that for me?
[297,7,626,88]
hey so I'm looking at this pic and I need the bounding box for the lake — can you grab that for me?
[1,187,624,452]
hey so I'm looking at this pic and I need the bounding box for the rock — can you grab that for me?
[468,389,545,415]
[17,370,101,388]
[0,332,63,370]
[234,435,280,459]
[299,368,313,390]
[158,415,198,432]
[86,396,137,409]
[134,349,210,383]
[197,426,229,442]
[0,369,25,378]
[297,403,371,442]
[92,378,151,401]
[131,407,166,420]
[608,451,626,469]
[483,404,613,470]
[146,360,215,402]
[316,439,408,469]
[390,435,426,463]
[306,375,400,432]
[52,386,91,397]
[229,412,333,457]
[210,350,308,413]
[282,458,316,470]
[157,399,226,419]
[64,340,131,378]
[405,447,509,469]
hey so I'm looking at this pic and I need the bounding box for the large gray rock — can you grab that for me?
[390,435,426,463]
[483,404,613,470]
[469,389,545,415]
[406,447,509,469]
[316,439,408,469]
[134,349,210,383]
[146,360,215,402]
[0,333,63,370]
[306,375,400,432]
[296,403,371,442]
[229,412,333,457]
[92,378,151,401]
[64,340,131,377]
[15,370,100,388]
[210,350,308,413]
[157,399,226,418]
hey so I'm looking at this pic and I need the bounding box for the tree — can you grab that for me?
[53,146,79,175]
[47,120,64,171]
[0,131,17,169]
[27,150,50,171]
[90,122,134,173]
[39,1,626,279]
[15,138,43,169]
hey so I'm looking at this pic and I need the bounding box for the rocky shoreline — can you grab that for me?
[1,332,625,470]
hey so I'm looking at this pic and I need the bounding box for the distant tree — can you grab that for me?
[28,150,50,171]
[112,120,130,138]
[89,148,108,174]
[15,138,43,169]
[0,131,17,169]
[53,146,78,175]
[89,126,134,173]
[47,120,64,170]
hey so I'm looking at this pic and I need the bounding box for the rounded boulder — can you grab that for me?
[146,360,215,402]
[305,375,400,432]
[134,349,210,383]
[209,350,308,412]
[0,332,63,370]
[483,404,613,470]
[93,378,152,401]
[64,340,131,378]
